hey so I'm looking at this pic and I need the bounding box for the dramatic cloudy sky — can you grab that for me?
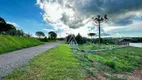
[0,0,142,37]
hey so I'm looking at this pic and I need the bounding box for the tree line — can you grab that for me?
[66,34,142,45]
[35,31,57,42]
[0,17,31,37]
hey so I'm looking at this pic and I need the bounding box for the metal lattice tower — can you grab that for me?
[67,34,79,50]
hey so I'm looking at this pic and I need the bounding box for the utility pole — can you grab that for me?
[92,15,108,45]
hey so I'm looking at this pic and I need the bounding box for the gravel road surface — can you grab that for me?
[0,42,59,79]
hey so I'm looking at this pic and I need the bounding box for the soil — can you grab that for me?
[113,67,142,80]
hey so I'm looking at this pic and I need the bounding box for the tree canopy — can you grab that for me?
[36,31,45,38]
[0,17,32,37]
[75,33,87,44]
[48,31,57,39]
[0,17,6,24]
[88,33,96,39]
[0,17,16,33]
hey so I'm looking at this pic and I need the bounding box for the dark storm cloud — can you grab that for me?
[114,19,133,26]
[113,16,134,26]
[68,22,84,29]
[77,0,142,15]
[61,13,85,29]
[37,0,142,29]
[75,0,142,26]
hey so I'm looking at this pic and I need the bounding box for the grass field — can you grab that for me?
[88,47,142,72]
[3,43,142,80]
[0,35,42,54]
[4,44,85,80]
[79,44,120,50]
[73,45,142,80]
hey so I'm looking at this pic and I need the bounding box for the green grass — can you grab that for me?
[0,35,42,54]
[73,45,142,80]
[4,44,85,80]
[79,44,120,50]
[88,47,142,73]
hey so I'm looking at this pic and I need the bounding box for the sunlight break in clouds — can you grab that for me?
[36,0,142,37]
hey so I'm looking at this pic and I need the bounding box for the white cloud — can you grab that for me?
[107,20,142,37]
[7,22,20,28]
[43,29,55,32]
[36,0,142,37]
[35,0,111,37]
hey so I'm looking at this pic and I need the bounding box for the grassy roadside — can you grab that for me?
[0,35,43,54]
[73,46,142,80]
[4,44,85,80]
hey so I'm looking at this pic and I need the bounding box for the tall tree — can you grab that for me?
[35,31,45,38]
[48,31,57,39]
[75,33,85,44]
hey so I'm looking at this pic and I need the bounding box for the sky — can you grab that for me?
[0,0,142,38]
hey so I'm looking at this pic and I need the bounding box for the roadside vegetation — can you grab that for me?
[0,35,42,54]
[72,45,142,80]
[3,42,142,80]
[4,44,85,80]
[88,47,142,72]
[79,43,120,50]
[0,17,58,55]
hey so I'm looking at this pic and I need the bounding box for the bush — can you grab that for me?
[105,61,116,69]
[38,37,48,42]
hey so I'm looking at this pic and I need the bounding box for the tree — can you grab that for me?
[35,31,45,38]
[16,30,24,36]
[0,17,6,24]
[6,29,25,36]
[0,17,32,37]
[0,17,16,33]
[88,33,96,43]
[0,17,17,33]
[92,15,108,45]
[75,33,86,44]
[48,31,57,39]
[25,33,32,37]
[6,24,16,31]
[88,33,96,39]
[6,29,16,36]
